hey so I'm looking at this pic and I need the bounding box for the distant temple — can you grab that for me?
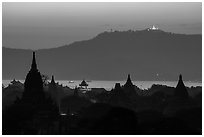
[10,79,22,85]
[51,75,56,85]
[48,75,59,105]
[175,74,189,98]
[122,74,138,97]
[8,79,24,89]
[114,83,121,91]
[124,74,134,88]
[79,80,88,88]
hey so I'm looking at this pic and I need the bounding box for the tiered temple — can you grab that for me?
[11,52,59,133]
[23,52,45,102]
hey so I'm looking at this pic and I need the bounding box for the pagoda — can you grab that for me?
[124,74,134,88]
[123,74,137,97]
[114,83,122,91]
[79,80,88,88]
[23,52,45,102]
[175,74,189,98]
[3,52,59,134]
[50,75,56,84]
[48,75,59,104]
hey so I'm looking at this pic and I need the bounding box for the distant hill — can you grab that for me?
[3,29,202,81]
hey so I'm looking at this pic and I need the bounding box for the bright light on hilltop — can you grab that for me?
[147,25,159,31]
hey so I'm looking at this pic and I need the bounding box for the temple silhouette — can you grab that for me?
[3,52,59,134]
[124,74,134,88]
[123,74,138,97]
[48,75,59,105]
[79,80,88,88]
[23,52,45,102]
[174,74,189,98]
[2,52,201,135]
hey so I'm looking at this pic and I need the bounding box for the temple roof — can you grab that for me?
[10,79,23,86]
[11,79,16,83]
[114,83,122,91]
[79,80,88,86]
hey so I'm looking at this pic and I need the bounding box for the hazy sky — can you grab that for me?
[2,2,202,49]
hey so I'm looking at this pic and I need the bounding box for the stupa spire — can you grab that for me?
[175,74,189,98]
[127,74,131,81]
[31,52,37,71]
[124,74,134,88]
[51,75,55,84]
[23,51,44,101]
[179,74,182,81]
[127,74,133,83]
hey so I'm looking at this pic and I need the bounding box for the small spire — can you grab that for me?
[179,74,182,81]
[31,52,37,71]
[124,74,134,87]
[127,74,132,84]
[51,75,55,84]
[128,74,131,80]
[175,74,188,98]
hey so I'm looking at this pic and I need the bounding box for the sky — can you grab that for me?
[2,2,202,49]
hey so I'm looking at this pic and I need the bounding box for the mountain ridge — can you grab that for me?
[3,29,202,81]
[3,29,201,50]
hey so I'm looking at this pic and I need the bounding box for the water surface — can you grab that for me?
[2,80,202,90]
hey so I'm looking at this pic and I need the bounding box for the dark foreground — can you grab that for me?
[2,52,202,135]
[2,78,202,135]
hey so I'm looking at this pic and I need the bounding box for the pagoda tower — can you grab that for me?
[23,52,45,102]
[48,75,59,103]
[123,74,137,97]
[175,74,189,98]
[114,83,122,91]
[50,75,55,85]
[124,74,134,88]
[3,52,59,134]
